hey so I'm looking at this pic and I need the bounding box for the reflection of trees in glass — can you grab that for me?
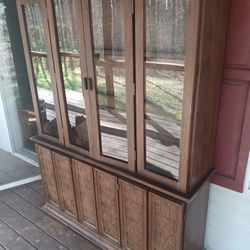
[25,4,50,88]
[146,0,187,60]
[24,0,186,120]
[55,0,79,87]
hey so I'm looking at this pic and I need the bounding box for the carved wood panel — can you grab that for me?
[148,192,184,250]
[52,152,77,218]
[119,180,147,250]
[36,145,59,206]
[94,169,120,246]
[72,160,98,231]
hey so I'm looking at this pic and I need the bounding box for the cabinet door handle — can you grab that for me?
[87,78,93,91]
[82,77,88,91]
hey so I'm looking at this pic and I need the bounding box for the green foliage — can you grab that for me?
[33,58,183,122]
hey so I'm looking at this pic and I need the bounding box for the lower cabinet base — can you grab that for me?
[42,202,120,250]
[37,144,211,250]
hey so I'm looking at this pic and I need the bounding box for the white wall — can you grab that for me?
[0,94,12,152]
[205,155,250,250]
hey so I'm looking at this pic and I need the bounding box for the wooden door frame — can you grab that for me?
[80,0,136,172]
[135,0,202,192]
[16,0,64,144]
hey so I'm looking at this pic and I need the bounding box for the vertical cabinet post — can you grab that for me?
[94,169,121,246]
[72,160,98,232]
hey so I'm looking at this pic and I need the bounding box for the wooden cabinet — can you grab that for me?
[119,180,147,250]
[52,152,77,218]
[94,169,121,246]
[17,0,229,193]
[36,146,59,206]
[148,193,184,250]
[36,145,211,250]
[19,0,230,248]
[72,160,98,231]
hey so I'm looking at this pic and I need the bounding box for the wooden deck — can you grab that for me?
[0,149,40,186]
[38,88,180,179]
[0,180,100,250]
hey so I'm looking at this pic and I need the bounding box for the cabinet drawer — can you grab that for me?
[94,169,121,246]
[119,180,147,250]
[36,145,59,206]
[148,192,184,250]
[52,152,77,218]
[72,160,98,231]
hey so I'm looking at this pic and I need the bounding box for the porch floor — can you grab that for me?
[0,149,40,186]
[0,180,100,250]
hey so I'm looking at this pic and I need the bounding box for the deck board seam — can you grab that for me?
[11,187,45,209]
[0,241,7,250]
[26,183,44,195]
[0,194,71,250]
[0,217,38,250]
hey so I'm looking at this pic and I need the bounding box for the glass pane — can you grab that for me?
[145,0,187,179]
[24,4,59,138]
[24,4,46,52]
[0,1,38,153]
[91,0,128,162]
[54,0,89,150]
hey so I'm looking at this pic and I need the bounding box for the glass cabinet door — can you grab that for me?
[49,0,92,153]
[136,0,188,183]
[17,0,64,143]
[82,0,135,170]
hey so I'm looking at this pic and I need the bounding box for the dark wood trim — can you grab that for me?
[178,0,203,192]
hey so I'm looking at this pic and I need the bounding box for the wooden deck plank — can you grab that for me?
[0,190,100,250]
[0,200,68,250]
[27,181,44,195]
[0,170,15,185]
[12,185,45,208]
[0,220,36,250]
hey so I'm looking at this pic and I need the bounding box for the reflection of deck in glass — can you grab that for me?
[38,88,180,179]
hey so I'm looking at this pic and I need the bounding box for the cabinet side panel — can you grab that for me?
[72,160,98,231]
[52,152,77,217]
[94,169,120,246]
[184,180,210,250]
[189,0,230,189]
[36,145,59,205]
[119,180,147,250]
[148,193,184,250]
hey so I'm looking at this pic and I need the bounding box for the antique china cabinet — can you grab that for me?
[17,0,229,249]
